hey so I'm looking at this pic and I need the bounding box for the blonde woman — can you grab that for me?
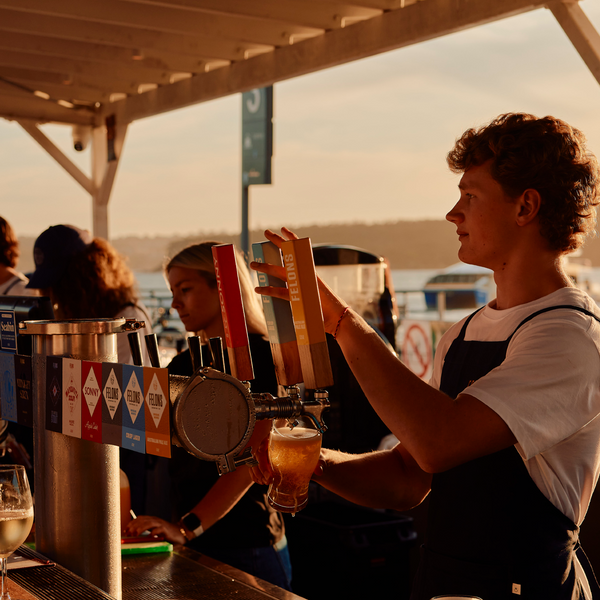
[127,242,292,591]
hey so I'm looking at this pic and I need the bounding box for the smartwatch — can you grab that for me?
[181,512,204,539]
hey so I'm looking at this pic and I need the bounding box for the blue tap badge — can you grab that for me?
[0,311,17,353]
[0,352,16,422]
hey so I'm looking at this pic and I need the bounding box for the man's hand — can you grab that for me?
[250,228,349,335]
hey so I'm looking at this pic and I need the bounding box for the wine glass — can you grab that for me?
[0,466,33,600]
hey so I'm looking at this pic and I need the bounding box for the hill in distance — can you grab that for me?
[16,219,600,274]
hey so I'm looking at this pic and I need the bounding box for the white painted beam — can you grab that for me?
[0,0,321,46]
[548,0,600,86]
[0,8,270,61]
[0,93,95,124]
[126,0,382,30]
[0,48,180,85]
[0,30,218,74]
[17,118,94,194]
[112,0,548,124]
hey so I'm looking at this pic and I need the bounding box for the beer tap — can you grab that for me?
[187,336,202,373]
[201,343,213,369]
[147,242,331,476]
[144,333,161,369]
[127,331,144,367]
[208,337,226,374]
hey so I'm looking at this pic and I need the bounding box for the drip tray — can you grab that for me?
[9,546,114,600]
[9,545,302,600]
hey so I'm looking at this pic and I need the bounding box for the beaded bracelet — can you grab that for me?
[333,306,349,339]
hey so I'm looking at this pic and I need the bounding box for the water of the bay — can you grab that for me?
[135,266,600,332]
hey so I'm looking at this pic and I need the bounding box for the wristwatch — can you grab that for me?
[181,512,204,539]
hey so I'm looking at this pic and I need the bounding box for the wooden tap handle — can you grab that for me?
[252,241,302,386]
[281,238,333,389]
[212,244,254,382]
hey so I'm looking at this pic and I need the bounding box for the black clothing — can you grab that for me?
[411,306,600,600]
[321,334,390,454]
[167,334,285,551]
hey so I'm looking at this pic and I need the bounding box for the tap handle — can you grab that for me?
[188,336,202,372]
[127,331,144,366]
[252,241,303,386]
[144,333,161,368]
[201,343,213,368]
[281,238,333,389]
[212,244,254,381]
[209,337,226,373]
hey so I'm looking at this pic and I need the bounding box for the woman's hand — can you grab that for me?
[250,228,349,335]
[124,516,187,545]
[249,435,273,486]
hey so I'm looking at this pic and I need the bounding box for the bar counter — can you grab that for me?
[8,545,304,600]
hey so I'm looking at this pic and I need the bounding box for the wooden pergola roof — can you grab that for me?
[0,0,599,238]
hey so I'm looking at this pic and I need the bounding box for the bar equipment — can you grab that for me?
[164,242,331,475]
[16,238,331,598]
[19,317,145,600]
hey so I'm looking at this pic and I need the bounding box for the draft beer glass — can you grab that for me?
[267,416,322,514]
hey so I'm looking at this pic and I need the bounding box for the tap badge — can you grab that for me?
[146,373,166,429]
[103,368,122,419]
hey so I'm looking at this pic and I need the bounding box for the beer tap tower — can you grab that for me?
[166,241,332,475]
[19,238,331,599]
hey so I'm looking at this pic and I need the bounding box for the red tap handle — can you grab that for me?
[212,244,254,382]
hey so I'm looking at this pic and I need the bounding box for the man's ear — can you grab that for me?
[515,189,542,226]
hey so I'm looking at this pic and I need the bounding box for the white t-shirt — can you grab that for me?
[0,273,34,296]
[431,287,600,527]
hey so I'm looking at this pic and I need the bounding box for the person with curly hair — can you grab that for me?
[251,114,600,598]
[0,216,35,296]
[26,224,152,364]
[26,225,165,519]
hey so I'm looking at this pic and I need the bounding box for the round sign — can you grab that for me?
[402,323,432,379]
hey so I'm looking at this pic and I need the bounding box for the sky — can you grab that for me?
[2,2,600,240]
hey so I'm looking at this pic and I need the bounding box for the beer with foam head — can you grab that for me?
[268,417,322,514]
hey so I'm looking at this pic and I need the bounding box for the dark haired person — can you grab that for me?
[252,114,600,598]
[0,216,34,296]
[26,225,162,517]
[26,224,152,364]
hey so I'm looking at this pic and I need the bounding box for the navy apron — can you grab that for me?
[410,305,600,600]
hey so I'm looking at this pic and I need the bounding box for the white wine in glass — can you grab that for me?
[0,466,33,600]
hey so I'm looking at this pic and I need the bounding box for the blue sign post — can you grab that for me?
[241,86,273,261]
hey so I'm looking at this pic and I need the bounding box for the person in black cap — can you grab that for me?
[27,224,167,519]
[26,224,152,364]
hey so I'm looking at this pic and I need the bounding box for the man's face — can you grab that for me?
[446,160,518,270]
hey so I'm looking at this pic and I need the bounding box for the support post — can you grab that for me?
[548,0,600,85]
[91,117,128,240]
[16,120,94,195]
[241,184,250,262]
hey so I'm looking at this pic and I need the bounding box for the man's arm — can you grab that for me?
[334,309,516,473]
[252,228,516,474]
[314,444,432,511]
